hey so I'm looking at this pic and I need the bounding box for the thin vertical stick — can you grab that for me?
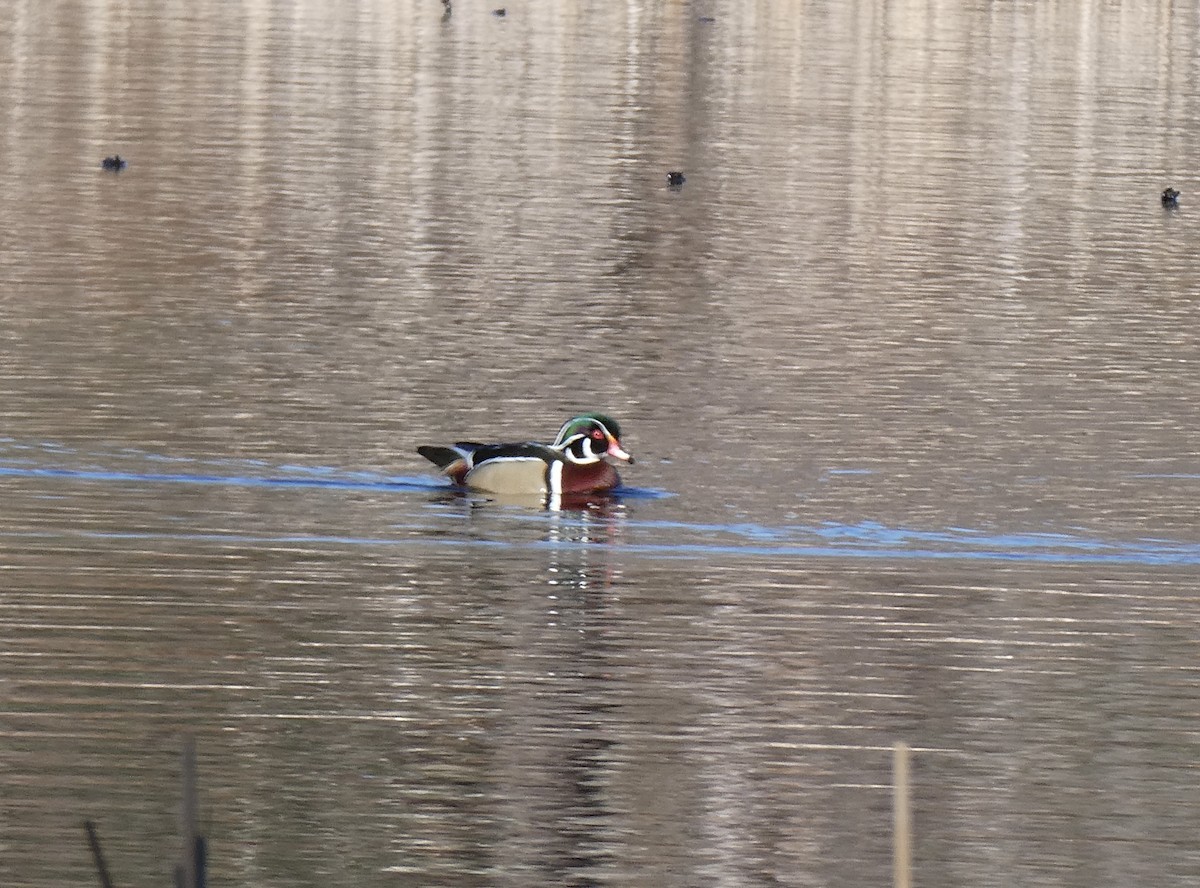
[194,834,208,888]
[893,742,912,888]
[83,820,115,888]
[180,736,198,888]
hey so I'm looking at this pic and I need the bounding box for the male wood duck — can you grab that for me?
[418,413,633,496]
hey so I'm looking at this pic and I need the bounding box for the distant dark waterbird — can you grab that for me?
[667,171,686,187]
[492,7,506,14]
[1162,187,1180,207]
[101,155,127,172]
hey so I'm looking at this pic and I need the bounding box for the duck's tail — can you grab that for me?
[417,445,474,484]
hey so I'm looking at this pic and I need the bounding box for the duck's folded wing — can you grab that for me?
[469,442,560,462]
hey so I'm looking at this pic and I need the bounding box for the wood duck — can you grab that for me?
[418,413,633,496]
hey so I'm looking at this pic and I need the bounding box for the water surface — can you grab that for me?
[2,0,1200,886]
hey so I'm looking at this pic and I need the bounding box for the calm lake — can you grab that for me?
[2,0,1200,885]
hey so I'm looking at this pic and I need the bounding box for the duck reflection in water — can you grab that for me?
[483,498,624,885]
[425,484,629,520]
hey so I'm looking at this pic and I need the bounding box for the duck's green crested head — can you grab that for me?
[555,412,621,444]
[553,413,632,465]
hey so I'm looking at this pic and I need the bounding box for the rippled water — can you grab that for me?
[3,0,1200,885]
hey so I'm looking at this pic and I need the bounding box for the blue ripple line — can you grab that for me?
[0,464,440,493]
[0,461,672,499]
[504,515,1199,563]
[4,527,1198,566]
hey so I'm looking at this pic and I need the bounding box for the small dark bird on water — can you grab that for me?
[667,171,686,187]
[101,155,127,172]
[441,0,451,19]
[1162,187,1180,207]
[492,7,506,15]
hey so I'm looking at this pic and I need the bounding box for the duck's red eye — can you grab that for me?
[592,429,605,440]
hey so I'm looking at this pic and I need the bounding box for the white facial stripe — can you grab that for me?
[559,433,604,465]
[553,419,576,444]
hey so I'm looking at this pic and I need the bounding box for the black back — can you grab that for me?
[468,442,563,464]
